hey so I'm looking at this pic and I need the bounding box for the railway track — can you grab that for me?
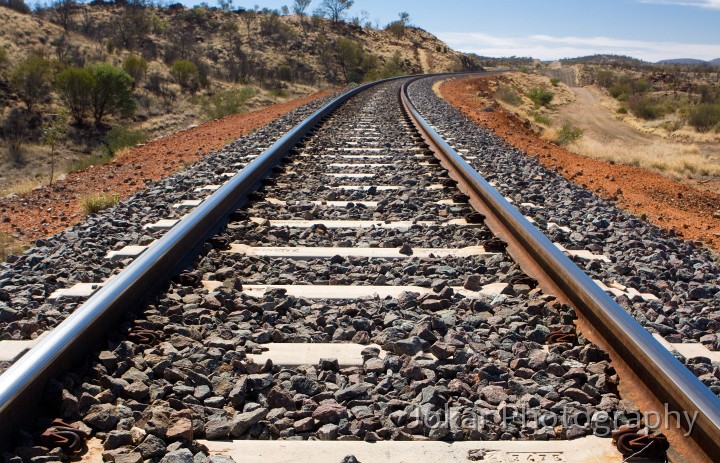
[0,75,719,462]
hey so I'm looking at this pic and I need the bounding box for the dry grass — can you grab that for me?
[571,138,720,178]
[0,231,26,262]
[81,193,119,215]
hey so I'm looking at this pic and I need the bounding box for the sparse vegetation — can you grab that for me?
[102,126,146,157]
[0,1,474,198]
[495,85,522,105]
[0,232,26,263]
[199,87,256,120]
[81,192,119,215]
[556,122,583,145]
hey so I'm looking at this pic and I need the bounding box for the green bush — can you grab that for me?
[56,67,93,124]
[170,59,200,93]
[556,122,583,145]
[495,85,522,105]
[550,78,560,87]
[87,63,136,124]
[9,55,53,111]
[199,87,256,120]
[103,126,147,156]
[609,75,652,101]
[122,55,148,88]
[527,87,553,107]
[688,103,720,133]
[81,193,119,215]
[628,94,667,120]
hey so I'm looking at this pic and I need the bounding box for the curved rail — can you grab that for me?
[400,77,720,461]
[0,76,419,447]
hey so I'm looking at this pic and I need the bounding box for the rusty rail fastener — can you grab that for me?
[546,328,579,345]
[39,419,88,453]
[611,425,669,459]
[127,326,162,346]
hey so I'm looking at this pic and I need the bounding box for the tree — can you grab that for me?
[42,111,67,185]
[87,63,135,125]
[292,0,310,17]
[55,67,92,124]
[51,0,77,31]
[334,37,376,83]
[1,109,31,165]
[217,0,232,11]
[0,48,8,77]
[239,8,257,42]
[315,0,354,23]
[386,12,410,39]
[0,0,30,14]
[122,55,148,89]
[170,59,200,93]
[9,55,53,112]
[113,8,151,51]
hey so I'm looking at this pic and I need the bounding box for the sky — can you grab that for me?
[186,0,720,62]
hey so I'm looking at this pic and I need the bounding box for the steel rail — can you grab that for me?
[400,77,720,461]
[0,76,417,447]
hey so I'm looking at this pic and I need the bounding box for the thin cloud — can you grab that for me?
[437,32,720,62]
[637,0,720,9]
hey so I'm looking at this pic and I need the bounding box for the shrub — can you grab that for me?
[103,126,147,156]
[688,103,720,133]
[609,75,651,100]
[556,122,583,145]
[627,94,667,120]
[200,87,256,120]
[1,109,32,164]
[495,85,522,105]
[533,114,551,125]
[527,87,553,107]
[56,67,93,124]
[0,48,8,74]
[122,55,148,88]
[9,55,53,111]
[81,193,119,215]
[550,78,560,87]
[385,20,405,39]
[170,59,200,93]
[87,63,136,124]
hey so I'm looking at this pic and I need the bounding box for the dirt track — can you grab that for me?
[561,87,654,145]
[439,75,720,252]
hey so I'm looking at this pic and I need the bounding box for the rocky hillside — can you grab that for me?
[0,2,479,196]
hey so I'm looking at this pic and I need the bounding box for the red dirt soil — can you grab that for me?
[0,89,334,244]
[440,76,720,253]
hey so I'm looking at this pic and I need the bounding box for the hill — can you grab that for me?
[0,2,479,197]
[657,58,709,65]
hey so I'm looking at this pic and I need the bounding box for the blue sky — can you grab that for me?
[189,0,720,61]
